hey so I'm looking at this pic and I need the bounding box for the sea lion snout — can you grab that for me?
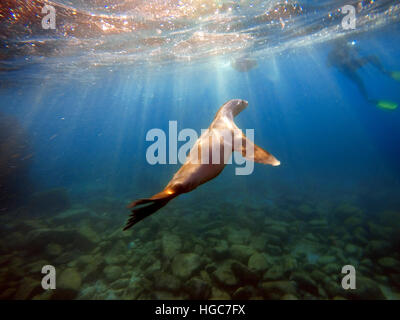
[230,99,248,116]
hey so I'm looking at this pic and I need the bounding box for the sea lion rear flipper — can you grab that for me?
[235,132,280,166]
[124,190,176,231]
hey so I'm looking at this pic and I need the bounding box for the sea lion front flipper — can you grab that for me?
[235,132,280,166]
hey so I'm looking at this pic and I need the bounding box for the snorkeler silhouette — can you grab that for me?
[327,39,399,110]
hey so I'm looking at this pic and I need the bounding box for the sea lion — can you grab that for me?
[123,99,280,230]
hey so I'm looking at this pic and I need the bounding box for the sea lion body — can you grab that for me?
[124,99,279,230]
[231,57,258,72]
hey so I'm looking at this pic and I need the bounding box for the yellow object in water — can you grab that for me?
[390,71,400,81]
[377,100,398,111]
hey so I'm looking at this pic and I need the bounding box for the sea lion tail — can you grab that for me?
[123,191,176,231]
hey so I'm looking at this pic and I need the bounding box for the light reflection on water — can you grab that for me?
[0,0,399,78]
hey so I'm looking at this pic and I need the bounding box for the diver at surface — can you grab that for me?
[327,39,399,110]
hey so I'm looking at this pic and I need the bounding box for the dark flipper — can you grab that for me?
[123,190,176,231]
[123,199,170,230]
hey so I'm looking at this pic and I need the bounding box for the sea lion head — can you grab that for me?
[229,99,248,117]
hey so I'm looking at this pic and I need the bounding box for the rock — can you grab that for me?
[230,245,255,263]
[25,259,50,274]
[45,243,62,257]
[211,240,229,260]
[28,188,71,215]
[171,253,203,280]
[211,261,238,287]
[27,228,95,253]
[310,270,326,282]
[389,274,400,290]
[266,244,282,255]
[205,228,223,238]
[53,268,82,299]
[110,278,130,290]
[210,287,231,300]
[305,233,319,242]
[184,278,211,299]
[334,204,362,220]
[104,266,123,282]
[77,286,97,300]
[249,235,267,251]
[123,284,146,300]
[309,219,328,231]
[353,227,368,245]
[146,260,161,274]
[139,255,157,270]
[152,271,181,292]
[58,268,82,291]
[14,278,41,300]
[194,244,204,255]
[105,254,127,265]
[104,291,119,300]
[290,272,318,295]
[227,228,251,245]
[162,233,182,259]
[317,255,336,265]
[0,287,16,299]
[378,210,400,229]
[366,240,392,257]
[264,234,281,246]
[151,291,188,300]
[344,216,363,228]
[323,279,343,298]
[367,223,393,241]
[266,224,288,239]
[199,270,212,283]
[205,263,217,274]
[78,224,100,243]
[81,254,104,282]
[263,265,284,281]
[281,256,298,273]
[0,254,13,267]
[297,204,315,218]
[323,263,340,274]
[231,261,259,283]
[248,253,269,272]
[346,276,385,299]
[378,257,400,272]
[259,281,297,299]
[281,293,298,300]
[32,290,54,300]
[232,286,257,300]
[53,208,93,224]
[345,244,360,255]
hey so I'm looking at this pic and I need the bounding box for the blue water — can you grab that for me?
[1,1,400,300]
